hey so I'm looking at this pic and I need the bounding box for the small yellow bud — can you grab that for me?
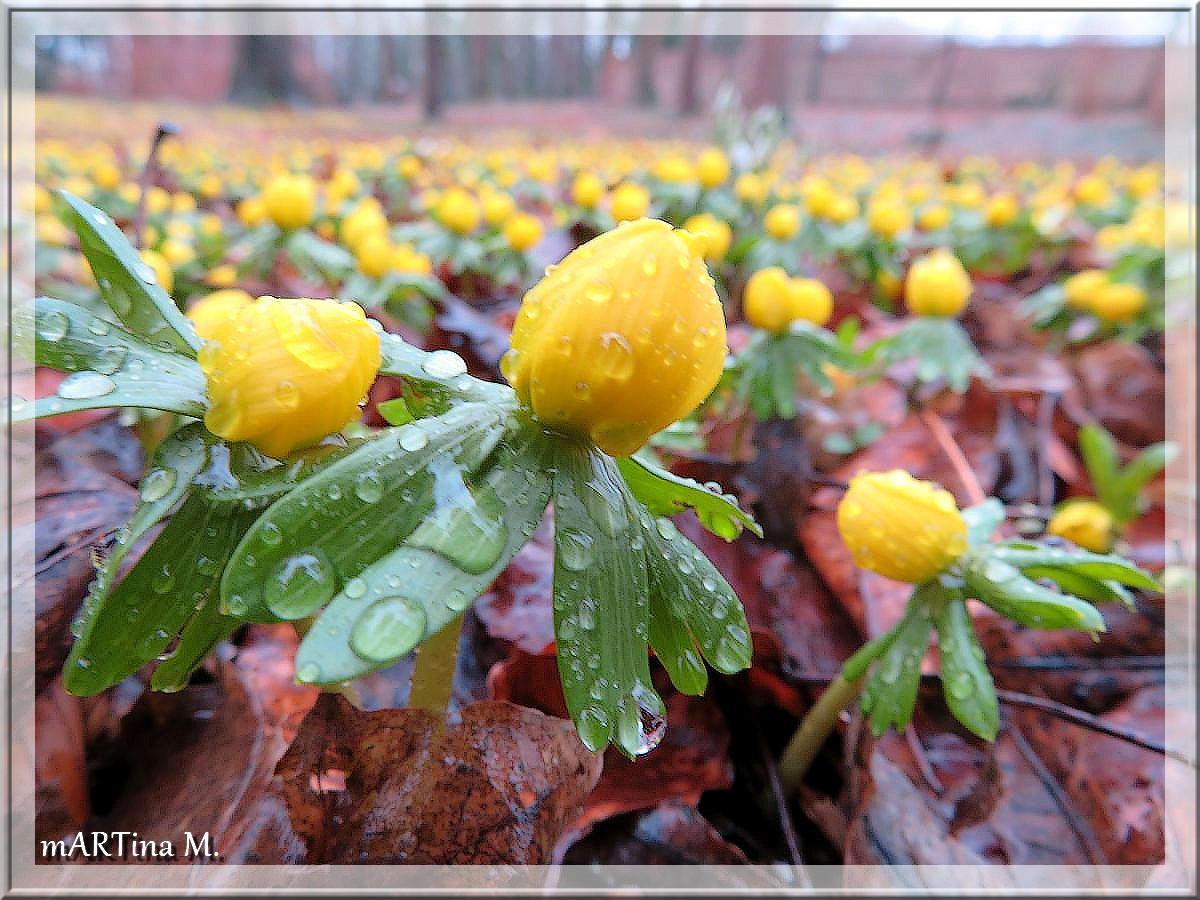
[356,232,393,279]
[683,213,732,262]
[572,172,605,209]
[743,267,794,333]
[503,212,543,252]
[905,249,972,317]
[764,204,801,240]
[696,148,731,189]
[837,469,968,584]
[868,199,912,240]
[262,173,317,230]
[436,187,481,234]
[610,182,650,223]
[787,277,834,327]
[984,193,1019,228]
[1062,269,1108,310]
[1090,281,1146,324]
[917,203,951,231]
[206,264,238,289]
[1046,500,1114,553]
[482,191,516,228]
[236,195,268,228]
[198,297,381,458]
[186,288,253,341]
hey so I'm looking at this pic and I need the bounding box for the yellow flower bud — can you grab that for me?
[92,161,122,192]
[206,263,238,289]
[572,171,605,209]
[186,288,253,341]
[825,193,859,224]
[341,199,388,251]
[867,199,911,239]
[172,193,197,214]
[803,177,835,218]
[1074,174,1112,207]
[683,213,732,262]
[984,192,1019,227]
[610,181,650,223]
[1062,269,1108,310]
[743,267,794,333]
[653,155,695,184]
[837,469,968,584]
[389,243,432,276]
[262,173,316,230]
[1046,500,1114,553]
[140,248,174,295]
[482,191,516,228]
[199,173,223,199]
[436,187,481,234]
[160,238,195,268]
[504,212,543,251]
[787,277,834,327]
[1090,281,1146,324]
[905,249,972,317]
[734,172,767,206]
[236,195,268,228]
[917,203,951,231]
[356,232,393,278]
[198,297,381,458]
[501,219,725,457]
[696,148,730,189]
[764,204,801,240]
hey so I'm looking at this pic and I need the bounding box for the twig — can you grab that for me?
[134,121,178,251]
[992,655,1173,673]
[905,724,945,795]
[920,408,986,506]
[1035,390,1059,510]
[751,708,807,869]
[996,688,1189,764]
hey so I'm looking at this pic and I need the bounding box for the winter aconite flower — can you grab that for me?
[1090,281,1146,324]
[837,469,968,585]
[683,213,732,262]
[764,204,801,240]
[696,147,730,189]
[1046,500,1114,553]
[905,249,973,317]
[504,212,543,252]
[501,218,726,457]
[186,288,253,341]
[743,266,795,333]
[572,171,605,209]
[788,277,834,327]
[198,297,381,459]
[1063,269,1109,310]
[610,182,650,223]
[262,173,317,230]
[436,187,481,234]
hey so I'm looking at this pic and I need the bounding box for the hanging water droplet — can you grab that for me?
[151,565,175,594]
[264,549,337,619]
[349,596,427,663]
[398,424,428,452]
[139,468,177,502]
[37,311,70,342]
[423,349,468,379]
[409,476,507,575]
[57,371,116,400]
[326,483,343,502]
[558,528,594,572]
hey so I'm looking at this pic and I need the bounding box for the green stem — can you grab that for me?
[778,672,866,796]
[407,613,465,714]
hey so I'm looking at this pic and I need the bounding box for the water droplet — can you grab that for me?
[558,528,594,572]
[259,522,283,546]
[576,705,612,750]
[227,594,248,616]
[264,550,337,619]
[655,518,678,541]
[37,311,70,342]
[93,345,127,375]
[87,318,111,336]
[296,661,322,683]
[327,483,343,501]
[597,332,634,381]
[151,565,175,594]
[57,371,116,400]
[344,577,367,599]
[195,555,220,577]
[139,468,177,502]
[349,596,427,663]
[949,671,974,700]
[710,599,727,620]
[409,475,507,575]
[446,588,471,612]
[584,279,613,304]
[354,471,383,504]
[423,349,467,379]
[275,379,299,410]
[136,262,157,284]
[641,257,658,276]
[398,424,428,452]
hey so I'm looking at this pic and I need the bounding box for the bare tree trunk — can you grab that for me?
[634,34,658,108]
[423,34,446,119]
[469,35,490,99]
[228,35,307,105]
[677,33,702,116]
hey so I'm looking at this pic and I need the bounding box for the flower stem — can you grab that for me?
[777,672,866,797]
[407,613,465,714]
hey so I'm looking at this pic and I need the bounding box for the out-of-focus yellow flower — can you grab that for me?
[696,147,730,189]
[186,288,253,341]
[572,171,605,209]
[984,192,1019,228]
[610,181,650,223]
[199,173,223,199]
[389,243,432,276]
[653,155,695,184]
[207,263,238,289]
[356,232,393,278]
[743,266,795,333]
[837,469,968,584]
[683,212,732,261]
[199,213,223,239]
[1126,164,1160,200]
[917,203,951,231]
[501,218,725,457]
[145,186,171,215]
[398,155,422,180]
[236,195,268,228]
[867,198,911,239]
[504,212,543,251]
[172,193,197,214]
[161,238,195,268]
[482,191,516,228]
[1047,500,1113,553]
[734,172,768,206]
[788,277,833,327]
[92,161,122,192]
[140,248,173,295]
[340,198,388,251]
[1074,174,1113,208]
[876,268,902,302]
[262,173,316,230]
[1063,269,1108,310]
[825,193,859,224]
[198,297,381,458]
[1090,281,1146,324]
[1095,224,1128,253]
[436,187,481,234]
[764,203,801,240]
[36,216,72,246]
[905,249,972,317]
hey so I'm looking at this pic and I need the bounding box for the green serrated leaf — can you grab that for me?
[553,442,662,759]
[1019,566,1135,609]
[886,317,989,393]
[64,493,256,696]
[1110,442,1175,524]
[989,544,1161,591]
[935,599,998,741]
[963,555,1107,632]
[377,332,512,408]
[221,400,513,622]
[646,593,709,696]
[616,455,761,541]
[294,424,553,684]
[1078,423,1121,508]
[9,298,208,423]
[860,591,936,736]
[377,396,414,426]
[962,498,1005,546]
[59,191,199,354]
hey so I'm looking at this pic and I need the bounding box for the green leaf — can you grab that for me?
[1019,566,1135,609]
[860,589,936,736]
[989,544,1161,591]
[9,298,208,423]
[646,593,708,696]
[963,555,1106,632]
[377,332,512,409]
[64,493,256,696]
[59,191,200,354]
[293,423,553,684]
[552,442,662,758]
[962,498,1005,547]
[377,396,414,426]
[884,317,989,394]
[220,401,513,622]
[285,229,355,281]
[1078,423,1121,507]
[935,598,998,741]
[767,337,799,418]
[616,455,761,541]
[1110,442,1175,524]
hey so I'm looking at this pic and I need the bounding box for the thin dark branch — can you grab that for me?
[905,725,945,795]
[750,708,806,869]
[992,655,1172,672]
[1035,390,1059,510]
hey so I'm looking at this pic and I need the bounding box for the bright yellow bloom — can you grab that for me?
[501,219,725,457]
[734,172,768,206]
[825,193,859,224]
[1063,269,1108,310]
[917,204,951,231]
[36,217,72,246]
[389,243,432,276]
[186,288,253,341]
[172,193,197,214]
[199,173,223,199]
[787,277,834,327]
[803,177,835,218]
[610,181,650,223]
[984,192,1019,227]
[504,212,543,251]
[683,213,732,261]
[837,469,968,584]
[572,171,605,209]
[160,238,195,268]
[140,248,174,295]
[207,264,238,289]
[696,147,730,189]
[198,297,381,458]
[92,161,122,192]
[341,198,388,251]
[262,173,317,230]
[1046,500,1114,553]
[743,267,795,333]
[436,187,481,234]
[905,249,972,317]
[764,204,801,240]
[653,155,695,184]
[356,232,393,278]
[1090,281,1146,324]
[236,195,268,228]
[1095,224,1128,253]
[1126,164,1160,199]
[1074,174,1112,207]
[867,199,911,239]
[482,191,516,228]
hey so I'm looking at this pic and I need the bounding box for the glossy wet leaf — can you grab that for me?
[879,317,990,393]
[962,554,1106,632]
[293,426,553,685]
[617,454,761,541]
[59,191,200,354]
[377,331,512,414]
[9,298,207,423]
[860,587,936,736]
[934,598,998,741]
[220,401,513,623]
[988,544,1161,591]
